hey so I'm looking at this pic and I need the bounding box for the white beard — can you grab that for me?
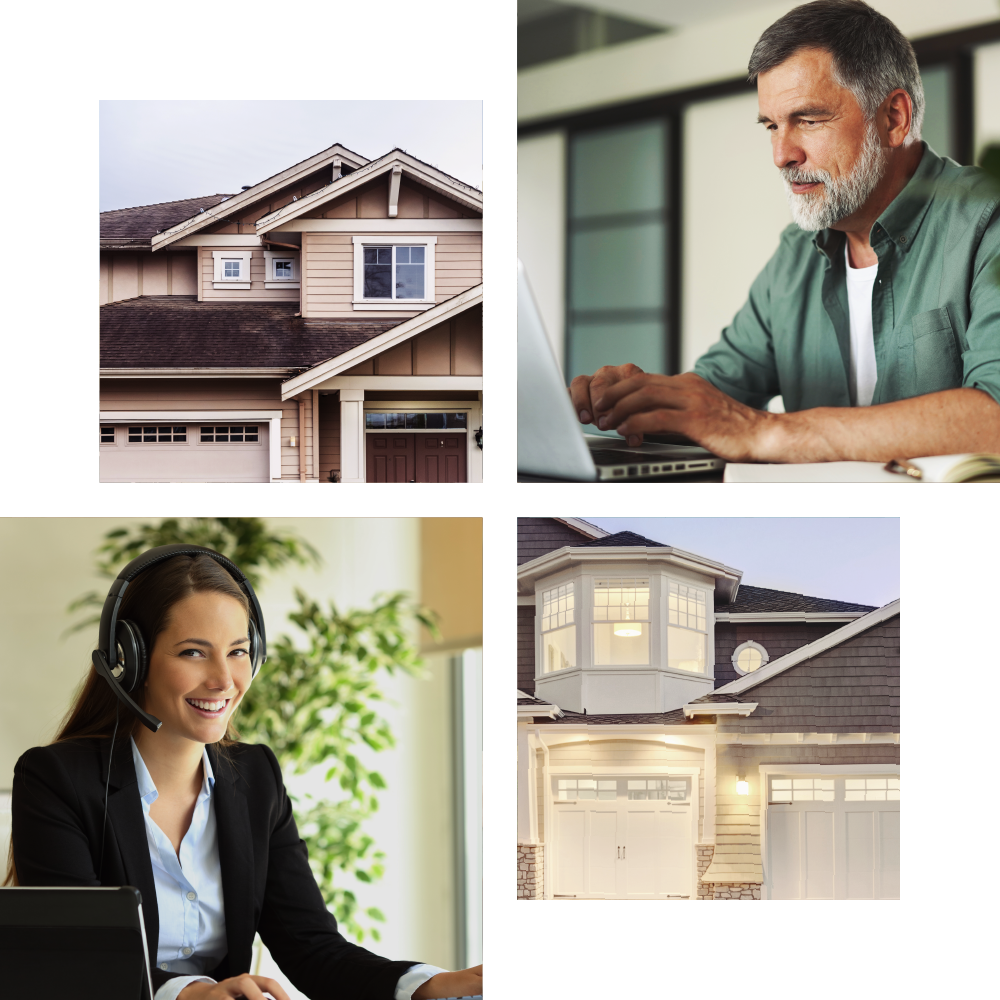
[781,122,888,231]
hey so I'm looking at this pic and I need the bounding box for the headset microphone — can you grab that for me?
[91,648,162,733]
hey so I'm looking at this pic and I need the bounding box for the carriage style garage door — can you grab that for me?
[551,776,696,899]
[765,775,899,899]
[100,423,270,483]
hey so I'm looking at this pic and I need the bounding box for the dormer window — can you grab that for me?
[212,251,252,289]
[667,581,707,672]
[593,578,650,665]
[263,250,300,289]
[540,582,575,673]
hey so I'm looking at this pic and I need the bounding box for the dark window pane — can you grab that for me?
[377,247,391,264]
[425,413,446,429]
[173,434,187,442]
[230,433,244,442]
[245,433,257,442]
[364,248,378,264]
[215,434,229,442]
[364,264,392,298]
[245,426,257,434]
[173,426,186,434]
[395,263,424,299]
[366,413,385,429]
[386,412,405,429]
[158,426,171,434]
[447,412,468,428]
[201,434,213,442]
[404,413,421,429]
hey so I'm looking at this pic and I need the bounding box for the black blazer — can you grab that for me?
[11,738,419,998]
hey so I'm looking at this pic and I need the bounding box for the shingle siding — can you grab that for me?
[518,604,537,695]
[517,517,596,565]
[714,622,844,687]
[718,618,900,734]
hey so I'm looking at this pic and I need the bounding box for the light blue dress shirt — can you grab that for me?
[129,739,445,1000]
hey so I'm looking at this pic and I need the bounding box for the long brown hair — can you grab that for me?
[4,553,250,886]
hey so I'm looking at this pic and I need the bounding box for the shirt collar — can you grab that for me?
[130,736,216,810]
[812,141,944,259]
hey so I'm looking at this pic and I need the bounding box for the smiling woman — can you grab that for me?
[5,546,482,1000]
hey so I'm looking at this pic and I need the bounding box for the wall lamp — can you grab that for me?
[736,773,749,796]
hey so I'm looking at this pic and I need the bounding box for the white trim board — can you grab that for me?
[714,611,869,623]
[274,218,482,232]
[553,518,610,539]
[712,599,901,696]
[682,702,758,719]
[172,234,263,247]
[100,409,283,482]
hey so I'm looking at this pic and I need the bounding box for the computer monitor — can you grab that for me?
[0,885,154,999]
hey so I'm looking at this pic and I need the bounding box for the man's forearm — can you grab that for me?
[759,387,1000,462]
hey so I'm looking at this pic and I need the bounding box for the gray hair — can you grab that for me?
[748,0,924,139]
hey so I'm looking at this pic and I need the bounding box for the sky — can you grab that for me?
[99,100,483,212]
[584,517,899,607]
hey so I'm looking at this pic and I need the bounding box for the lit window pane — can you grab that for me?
[737,647,762,672]
[594,622,649,665]
[543,625,576,673]
[667,626,705,673]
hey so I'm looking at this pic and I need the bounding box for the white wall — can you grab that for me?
[975,40,1000,157]
[681,92,792,371]
[517,131,566,361]
[0,518,458,977]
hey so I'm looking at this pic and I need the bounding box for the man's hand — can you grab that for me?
[178,976,290,1000]
[413,965,483,999]
[569,364,648,446]
[592,371,775,461]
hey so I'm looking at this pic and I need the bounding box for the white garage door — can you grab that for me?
[551,776,696,899]
[765,775,899,899]
[100,423,270,483]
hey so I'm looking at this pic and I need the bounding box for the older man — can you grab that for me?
[570,0,1000,462]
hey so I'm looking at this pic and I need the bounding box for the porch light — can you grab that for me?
[736,773,749,796]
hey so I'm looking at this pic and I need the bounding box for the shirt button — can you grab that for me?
[186,891,197,900]
[899,235,907,243]
[182,947,193,956]
[160,963,169,970]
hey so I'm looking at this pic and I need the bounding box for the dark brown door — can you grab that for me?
[415,433,467,482]
[366,434,415,482]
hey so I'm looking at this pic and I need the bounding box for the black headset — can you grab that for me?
[91,544,267,733]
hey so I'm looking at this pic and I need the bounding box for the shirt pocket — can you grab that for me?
[910,306,962,395]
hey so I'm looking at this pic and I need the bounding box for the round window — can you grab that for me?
[732,640,769,675]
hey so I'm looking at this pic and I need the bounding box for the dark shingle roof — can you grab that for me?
[100,298,399,369]
[722,584,876,614]
[579,530,667,548]
[100,195,237,245]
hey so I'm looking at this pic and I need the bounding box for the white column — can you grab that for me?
[517,722,532,843]
[339,389,365,483]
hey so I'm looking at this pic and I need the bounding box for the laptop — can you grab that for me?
[0,885,154,999]
[517,261,725,481]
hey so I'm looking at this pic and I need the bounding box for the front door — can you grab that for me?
[551,776,696,899]
[366,433,467,482]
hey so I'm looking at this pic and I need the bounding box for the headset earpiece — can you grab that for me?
[113,619,147,693]
[248,617,263,678]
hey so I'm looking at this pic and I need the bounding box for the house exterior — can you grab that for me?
[516,518,900,901]
[100,144,483,483]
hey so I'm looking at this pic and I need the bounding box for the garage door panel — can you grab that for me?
[804,811,834,899]
[845,811,875,899]
[878,811,900,899]
[589,810,617,895]
[554,810,585,896]
[655,810,692,896]
[769,810,802,899]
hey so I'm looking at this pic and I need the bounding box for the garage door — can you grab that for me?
[551,776,696,899]
[765,775,899,899]
[100,423,269,483]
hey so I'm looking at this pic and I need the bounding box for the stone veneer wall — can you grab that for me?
[696,846,715,899]
[712,883,762,899]
[517,843,544,899]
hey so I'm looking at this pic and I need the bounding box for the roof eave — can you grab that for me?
[150,144,370,252]
[256,150,483,233]
[681,702,758,719]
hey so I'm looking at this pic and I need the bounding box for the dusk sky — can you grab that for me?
[584,518,899,608]
[100,100,482,212]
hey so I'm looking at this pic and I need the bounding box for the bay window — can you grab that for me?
[667,581,707,672]
[541,582,575,673]
[592,578,649,665]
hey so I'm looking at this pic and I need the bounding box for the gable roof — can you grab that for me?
[278,284,483,399]
[720,584,876,615]
[579,530,667,548]
[100,298,398,372]
[255,148,483,235]
[697,600,900,700]
[150,143,370,252]
[101,194,235,248]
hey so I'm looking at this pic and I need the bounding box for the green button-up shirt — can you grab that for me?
[692,144,1000,410]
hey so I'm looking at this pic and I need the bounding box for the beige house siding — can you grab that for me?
[100,252,198,305]
[341,308,482,376]
[302,232,482,319]
[280,392,319,482]
[197,246,300,302]
[306,177,476,221]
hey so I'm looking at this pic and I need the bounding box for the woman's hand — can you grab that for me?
[413,965,483,999]
[178,975,291,1000]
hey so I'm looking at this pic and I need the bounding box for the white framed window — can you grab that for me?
[540,582,575,674]
[666,581,707,673]
[100,425,115,444]
[262,250,300,288]
[127,425,187,443]
[352,236,436,310]
[592,577,650,666]
[732,639,769,675]
[212,251,253,289]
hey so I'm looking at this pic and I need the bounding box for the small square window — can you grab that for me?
[100,425,115,443]
[274,260,292,279]
[224,261,241,278]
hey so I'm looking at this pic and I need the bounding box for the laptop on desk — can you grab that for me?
[517,261,725,481]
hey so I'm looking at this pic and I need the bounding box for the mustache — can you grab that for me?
[781,167,830,186]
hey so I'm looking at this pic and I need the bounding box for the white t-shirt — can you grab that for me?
[844,242,879,407]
